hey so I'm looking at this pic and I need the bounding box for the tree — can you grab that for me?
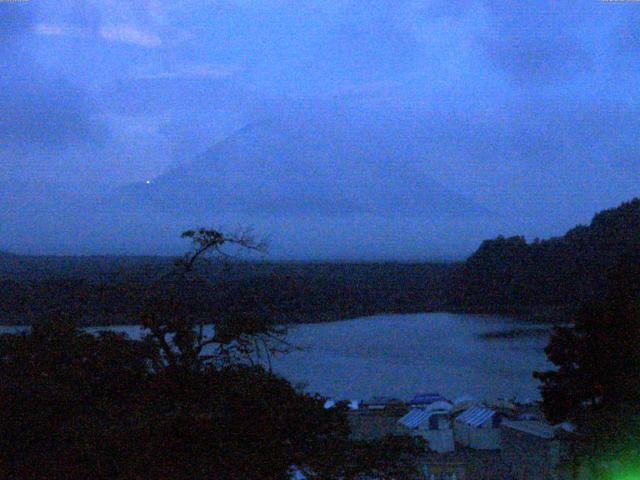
[447,197,640,317]
[140,227,289,372]
[0,227,424,479]
[305,433,425,480]
[534,257,640,476]
[0,315,152,479]
[0,320,351,480]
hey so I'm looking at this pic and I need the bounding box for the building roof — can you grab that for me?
[398,408,431,428]
[398,408,450,431]
[453,394,477,406]
[455,407,495,427]
[399,408,432,429]
[409,393,448,405]
[425,400,453,412]
[501,420,555,439]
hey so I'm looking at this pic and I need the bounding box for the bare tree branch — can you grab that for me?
[140,226,289,372]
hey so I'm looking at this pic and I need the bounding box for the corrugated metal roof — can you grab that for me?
[399,408,432,429]
[455,406,495,426]
[501,420,555,439]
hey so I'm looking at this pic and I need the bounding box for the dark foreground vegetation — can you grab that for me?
[534,257,640,477]
[0,318,425,480]
[0,229,424,480]
[1,196,640,478]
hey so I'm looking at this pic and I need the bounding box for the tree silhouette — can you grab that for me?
[140,227,288,371]
[0,228,424,479]
[534,257,640,475]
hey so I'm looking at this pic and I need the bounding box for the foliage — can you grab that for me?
[0,260,452,327]
[0,228,424,479]
[0,322,424,479]
[534,258,640,474]
[447,197,640,318]
[137,227,289,371]
[0,321,344,479]
[0,316,152,479]
[305,434,426,480]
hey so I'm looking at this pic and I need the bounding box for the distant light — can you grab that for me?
[145,180,151,184]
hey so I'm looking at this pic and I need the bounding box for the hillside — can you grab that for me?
[0,259,453,326]
[445,198,640,320]
[4,198,638,326]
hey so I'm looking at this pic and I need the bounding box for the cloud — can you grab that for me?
[33,23,70,36]
[32,0,166,48]
[132,63,241,80]
[32,22,96,40]
[480,1,594,83]
[0,3,108,183]
[33,22,161,47]
[0,1,35,41]
[0,78,104,149]
[1,0,639,257]
[99,24,161,47]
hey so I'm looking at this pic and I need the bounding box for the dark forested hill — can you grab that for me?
[0,259,453,326]
[4,198,638,326]
[445,198,640,320]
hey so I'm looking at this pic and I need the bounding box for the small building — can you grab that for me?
[363,397,408,417]
[399,408,455,453]
[513,400,545,421]
[453,406,501,450]
[492,398,517,411]
[348,409,407,441]
[425,400,454,415]
[409,393,450,408]
[451,395,478,415]
[500,420,574,480]
[364,396,407,411]
[516,412,541,421]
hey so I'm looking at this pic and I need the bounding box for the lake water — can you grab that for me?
[273,313,552,402]
[0,312,553,402]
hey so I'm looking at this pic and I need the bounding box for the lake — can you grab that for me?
[0,312,553,402]
[273,313,552,402]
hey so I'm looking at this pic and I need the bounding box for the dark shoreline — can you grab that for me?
[0,254,575,328]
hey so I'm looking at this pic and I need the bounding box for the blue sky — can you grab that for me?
[1,0,639,258]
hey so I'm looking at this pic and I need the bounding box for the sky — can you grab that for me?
[0,0,639,259]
